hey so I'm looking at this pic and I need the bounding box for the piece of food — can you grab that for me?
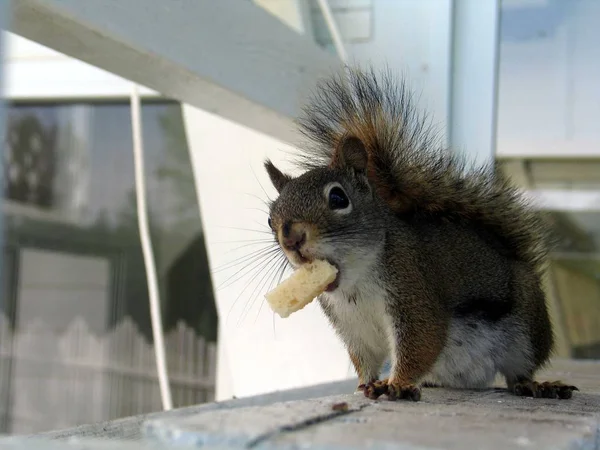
[265,259,338,318]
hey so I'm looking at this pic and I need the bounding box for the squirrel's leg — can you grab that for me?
[503,274,578,400]
[349,349,385,392]
[365,317,447,402]
[350,351,370,390]
[386,328,444,402]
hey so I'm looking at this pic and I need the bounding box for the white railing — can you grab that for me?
[9,0,342,146]
[0,315,216,434]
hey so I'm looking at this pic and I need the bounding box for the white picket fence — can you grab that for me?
[0,314,217,434]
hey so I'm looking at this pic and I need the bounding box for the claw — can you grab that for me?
[511,380,578,400]
[363,380,387,399]
[362,379,422,402]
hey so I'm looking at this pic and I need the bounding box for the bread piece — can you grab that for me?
[265,259,338,318]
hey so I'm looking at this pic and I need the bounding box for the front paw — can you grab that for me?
[387,382,421,402]
[363,379,421,402]
[363,380,388,399]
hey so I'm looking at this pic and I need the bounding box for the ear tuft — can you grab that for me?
[338,136,368,173]
[264,159,292,193]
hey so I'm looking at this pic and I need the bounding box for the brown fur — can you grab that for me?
[349,351,368,386]
[295,66,552,273]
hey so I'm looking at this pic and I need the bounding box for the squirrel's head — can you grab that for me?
[264,136,386,293]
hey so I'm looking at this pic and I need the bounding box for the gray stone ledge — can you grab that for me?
[5,359,600,450]
[144,387,600,449]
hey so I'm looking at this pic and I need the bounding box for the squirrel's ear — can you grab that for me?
[338,136,368,173]
[264,159,292,193]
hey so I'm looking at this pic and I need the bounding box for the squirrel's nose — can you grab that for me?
[281,222,306,251]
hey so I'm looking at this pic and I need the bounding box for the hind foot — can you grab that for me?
[511,380,578,399]
[363,379,421,402]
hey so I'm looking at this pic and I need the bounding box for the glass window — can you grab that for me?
[497,0,600,157]
[0,100,218,434]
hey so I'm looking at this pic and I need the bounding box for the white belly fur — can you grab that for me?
[324,275,532,388]
[322,279,392,375]
[427,318,533,389]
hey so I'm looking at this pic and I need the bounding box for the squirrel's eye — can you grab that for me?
[328,186,350,210]
[268,217,273,229]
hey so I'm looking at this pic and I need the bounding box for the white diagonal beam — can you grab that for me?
[9,0,342,145]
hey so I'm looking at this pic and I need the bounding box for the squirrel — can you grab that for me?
[263,66,578,402]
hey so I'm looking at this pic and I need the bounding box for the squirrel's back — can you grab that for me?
[295,66,550,273]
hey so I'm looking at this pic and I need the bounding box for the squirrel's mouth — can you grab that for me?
[291,250,341,292]
[325,260,341,292]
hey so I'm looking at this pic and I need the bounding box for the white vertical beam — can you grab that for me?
[449,0,501,166]
[0,0,7,320]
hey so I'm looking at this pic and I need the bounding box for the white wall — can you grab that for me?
[182,106,352,400]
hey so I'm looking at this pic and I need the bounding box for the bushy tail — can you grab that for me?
[294,66,551,272]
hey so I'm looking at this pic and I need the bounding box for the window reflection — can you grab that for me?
[0,100,218,434]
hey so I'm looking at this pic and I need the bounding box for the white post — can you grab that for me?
[449,0,501,166]
[0,0,8,332]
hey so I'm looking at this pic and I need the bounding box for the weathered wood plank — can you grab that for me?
[9,0,343,145]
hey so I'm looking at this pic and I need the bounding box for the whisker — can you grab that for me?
[220,240,277,256]
[212,244,278,273]
[254,255,289,325]
[209,238,274,245]
[243,207,270,215]
[272,255,291,291]
[244,192,272,209]
[239,252,285,325]
[217,225,273,235]
[224,248,283,324]
[249,164,273,204]
[252,219,271,231]
[215,247,281,289]
[270,256,291,337]
[233,250,284,326]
